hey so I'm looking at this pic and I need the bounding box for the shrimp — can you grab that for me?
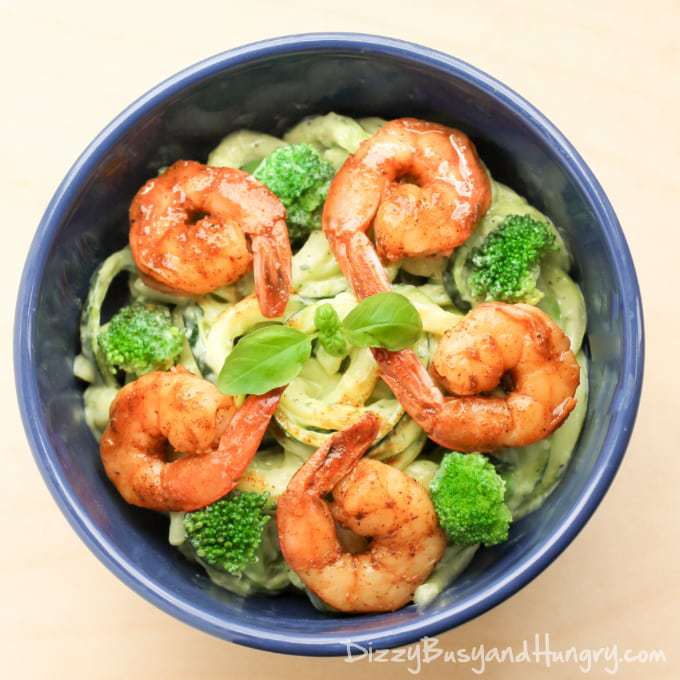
[277,413,446,613]
[373,303,580,452]
[322,118,491,299]
[129,160,291,317]
[100,367,282,511]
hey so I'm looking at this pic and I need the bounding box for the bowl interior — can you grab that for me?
[20,38,641,654]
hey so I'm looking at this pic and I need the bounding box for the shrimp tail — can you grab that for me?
[162,387,283,512]
[288,412,380,496]
[344,231,392,299]
[252,218,292,318]
[215,387,284,477]
[371,348,444,432]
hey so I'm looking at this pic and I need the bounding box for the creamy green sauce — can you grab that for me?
[77,112,590,609]
[496,351,589,519]
[450,181,572,309]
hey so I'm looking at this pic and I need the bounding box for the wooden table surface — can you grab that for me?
[3,1,679,677]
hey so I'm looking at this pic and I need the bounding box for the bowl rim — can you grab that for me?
[14,32,644,656]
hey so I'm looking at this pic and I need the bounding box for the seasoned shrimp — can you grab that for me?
[323,118,491,298]
[129,160,291,317]
[277,413,446,613]
[100,367,282,511]
[374,303,580,452]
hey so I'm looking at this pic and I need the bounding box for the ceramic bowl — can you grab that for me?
[15,33,644,655]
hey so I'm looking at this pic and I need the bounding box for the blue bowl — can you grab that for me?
[14,34,643,655]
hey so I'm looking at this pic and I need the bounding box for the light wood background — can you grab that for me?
[2,1,679,678]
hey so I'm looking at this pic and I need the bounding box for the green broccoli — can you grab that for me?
[314,303,348,357]
[98,302,183,376]
[430,452,512,547]
[253,143,335,242]
[468,214,557,304]
[183,492,271,575]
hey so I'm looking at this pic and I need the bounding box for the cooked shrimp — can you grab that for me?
[323,118,491,298]
[277,413,446,613]
[100,367,282,511]
[373,303,580,452]
[129,160,291,317]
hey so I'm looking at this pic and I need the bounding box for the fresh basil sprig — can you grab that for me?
[342,292,422,351]
[217,325,312,395]
[218,292,421,396]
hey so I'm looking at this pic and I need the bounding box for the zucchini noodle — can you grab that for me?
[495,351,589,519]
[207,130,286,170]
[78,246,135,387]
[283,112,381,168]
[75,112,590,609]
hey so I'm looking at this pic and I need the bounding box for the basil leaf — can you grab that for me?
[342,292,423,351]
[217,325,312,395]
[314,303,348,357]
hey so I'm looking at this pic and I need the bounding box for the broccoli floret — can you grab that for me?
[430,452,512,547]
[468,214,557,303]
[314,303,348,357]
[98,302,183,375]
[253,143,335,242]
[183,492,271,574]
